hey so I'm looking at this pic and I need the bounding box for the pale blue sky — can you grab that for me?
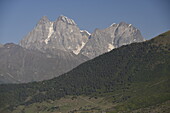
[0,0,169,44]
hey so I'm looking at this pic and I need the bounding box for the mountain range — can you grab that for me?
[0,15,145,84]
[20,15,145,59]
[0,31,169,113]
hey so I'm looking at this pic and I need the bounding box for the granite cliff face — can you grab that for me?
[80,22,145,59]
[20,16,88,55]
[20,16,144,59]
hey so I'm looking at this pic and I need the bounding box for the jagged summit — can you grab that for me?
[57,15,76,25]
[38,16,50,24]
[20,15,87,55]
[80,21,145,59]
[20,15,145,59]
[109,22,132,28]
[119,21,128,25]
[110,23,116,27]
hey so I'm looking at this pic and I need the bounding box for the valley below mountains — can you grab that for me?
[0,15,145,84]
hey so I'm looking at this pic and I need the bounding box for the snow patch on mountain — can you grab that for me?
[48,22,54,38]
[80,30,91,36]
[45,22,54,44]
[73,42,86,55]
[108,44,115,52]
[110,23,116,26]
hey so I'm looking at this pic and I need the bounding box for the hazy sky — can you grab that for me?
[0,0,169,44]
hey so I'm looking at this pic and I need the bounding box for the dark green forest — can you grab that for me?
[0,31,170,112]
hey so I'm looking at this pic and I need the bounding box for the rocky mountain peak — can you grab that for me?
[110,23,116,27]
[109,22,132,28]
[57,15,76,25]
[118,22,136,30]
[119,21,128,25]
[80,21,145,59]
[20,15,145,59]
[38,16,50,25]
[20,15,88,55]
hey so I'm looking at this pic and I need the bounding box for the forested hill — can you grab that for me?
[0,31,170,112]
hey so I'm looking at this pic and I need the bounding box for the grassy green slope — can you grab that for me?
[0,31,170,113]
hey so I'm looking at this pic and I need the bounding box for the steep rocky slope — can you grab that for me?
[80,22,145,58]
[0,43,86,83]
